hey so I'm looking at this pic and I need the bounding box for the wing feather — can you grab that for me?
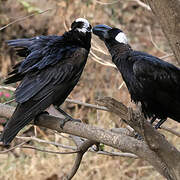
[5,36,77,83]
[133,55,180,95]
[15,63,74,103]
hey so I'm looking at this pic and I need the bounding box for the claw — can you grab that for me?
[154,119,166,129]
[59,117,81,129]
[150,116,156,124]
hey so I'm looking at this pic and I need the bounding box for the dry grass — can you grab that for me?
[0,0,180,179]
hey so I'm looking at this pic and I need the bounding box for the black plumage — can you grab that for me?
[93,24,180,128]
[0,18,92,145]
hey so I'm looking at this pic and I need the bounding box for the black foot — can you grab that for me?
[34,111,49,124]
[154,119,166,129]
[150,116,156,124]
[55,107,73,119]
[59,117,81,129]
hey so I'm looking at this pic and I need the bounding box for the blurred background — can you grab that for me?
[0,0,179,179]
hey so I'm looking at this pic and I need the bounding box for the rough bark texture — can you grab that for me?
[0,102,179,180]
[146,0,180,64]
[97,97,180,180]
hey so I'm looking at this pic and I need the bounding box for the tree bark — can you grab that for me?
[146,0,180,64]
[0,102,179,179]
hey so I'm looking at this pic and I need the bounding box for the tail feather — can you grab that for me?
[4,73,25,84]
[7,38,34,48]
[7,39,33,58]
[0,92,53,145]
[0,113,33,145]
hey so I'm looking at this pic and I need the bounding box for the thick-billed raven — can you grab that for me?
[0,18,92,145]
[93,24,180,129]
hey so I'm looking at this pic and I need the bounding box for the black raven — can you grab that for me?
[93,24,180,128]
[0,18,92,145]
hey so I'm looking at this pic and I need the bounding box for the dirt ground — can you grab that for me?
[0,0,179,180]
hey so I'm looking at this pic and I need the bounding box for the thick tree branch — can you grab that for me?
[97,97,180,180]
[0,103,179,179]
[0,85,179,137]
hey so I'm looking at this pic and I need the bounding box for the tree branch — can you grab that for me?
[65,139,96,180]
[0,9,52,31]
[0,102,179,179]
[97,97,180,180]
[0,85,179,137]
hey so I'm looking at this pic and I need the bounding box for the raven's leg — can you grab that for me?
[155,119,166,129]
[150,116,156,124]
[56,107,81,128]
[56,107,74,120]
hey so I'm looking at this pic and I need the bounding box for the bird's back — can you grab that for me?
[115,50,180,121]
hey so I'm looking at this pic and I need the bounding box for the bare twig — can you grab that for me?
[3,99,15,104]
[118,81,125,90]
[131,0,151,11]
[66,140,96,180]
[0,85,16,91]
[66,98,108,111]
[90,51,116,68]
[21,145,79,155]
[70,135,85,147]
[94,0,120,5]
[17,135,138,158]
[91,40,109,55]
[147,26,169,55]
[0,141,28,154]
[54,131,74,141]
[0,9,53,31]
[16,136,77,150]
[95,150,138,158]
[159,53,174,59]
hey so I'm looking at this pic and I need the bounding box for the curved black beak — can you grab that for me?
[92,24,112,40]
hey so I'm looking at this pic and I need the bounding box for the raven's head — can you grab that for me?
[71,18,92,33]
[92,24,128,44]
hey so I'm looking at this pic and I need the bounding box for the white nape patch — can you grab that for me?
[75,18,90,33]
[115,32,128,44]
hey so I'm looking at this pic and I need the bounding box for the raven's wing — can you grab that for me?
[1,47,88,145]
[133,54,180,113]
[133,55,180,92]
[5,35,77,83]
[15,62,74,103]
[14,47,88,103]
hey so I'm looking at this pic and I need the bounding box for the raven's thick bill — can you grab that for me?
[93,24,180,128]
[0,18,92,145]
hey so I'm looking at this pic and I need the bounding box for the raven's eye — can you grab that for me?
[71,22,84,30]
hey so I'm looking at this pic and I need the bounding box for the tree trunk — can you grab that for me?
[146,0,180,64]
